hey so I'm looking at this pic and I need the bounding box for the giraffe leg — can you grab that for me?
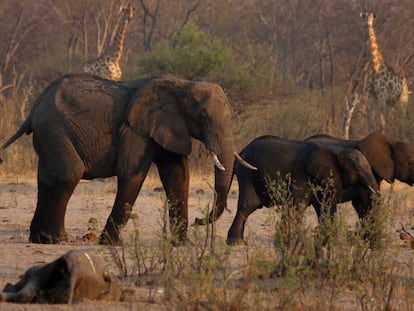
[379,113,386,133]
[376,92,387,132]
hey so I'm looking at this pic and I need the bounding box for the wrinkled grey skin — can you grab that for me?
[0,250,121,303]
[227,135,379,245]
[306,131,414,218]
[0,73,236,245]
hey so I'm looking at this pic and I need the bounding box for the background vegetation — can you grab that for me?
[1,2,414,309]
[0,0,413,174]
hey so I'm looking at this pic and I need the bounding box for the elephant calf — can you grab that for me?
[0,250,122,303]
[227,135,379,245]
[306,132,414,218]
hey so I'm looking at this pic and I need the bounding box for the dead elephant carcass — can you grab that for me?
[0,250,122,303]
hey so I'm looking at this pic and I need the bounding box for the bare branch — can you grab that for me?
[2,7,38,73]
[343,93,359,139]
[179,0,202,30]
[140,0,161,52]
[46,0,71,23]
[82,9,88,59]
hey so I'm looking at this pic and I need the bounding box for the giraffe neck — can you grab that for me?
[107,14,131,62]
[367,22,383,73]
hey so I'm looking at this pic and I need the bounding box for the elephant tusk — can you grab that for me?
[369,185,381,195]
[234,152,257,170]
[84,252,96,274]
[211,152,225,171]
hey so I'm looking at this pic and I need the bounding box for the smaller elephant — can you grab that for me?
[306,131,414,218]
[0,250,122,303]
[226,135,379,245]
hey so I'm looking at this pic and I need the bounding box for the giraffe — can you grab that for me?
[360,11,409,130]
[82,4,134,80]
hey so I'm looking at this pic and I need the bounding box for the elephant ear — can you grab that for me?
[125,79,192,155]
[305,145,343,188]
[358,132,394,182]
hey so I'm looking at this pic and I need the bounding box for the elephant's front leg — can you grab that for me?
[311,198,337,223]
[156,153,189,245]
[352,189,378,242]
[100,171,149,245]
[101,136,156,245]
[352,189,373,219]
[227,184,261,245]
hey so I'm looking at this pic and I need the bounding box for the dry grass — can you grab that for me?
[0,171,413,310]
[1,80,414,309]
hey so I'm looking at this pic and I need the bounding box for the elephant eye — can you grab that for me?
[194,107,209,123]
[189,101,206,118]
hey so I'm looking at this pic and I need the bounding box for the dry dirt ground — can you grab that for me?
[0,169,413,310]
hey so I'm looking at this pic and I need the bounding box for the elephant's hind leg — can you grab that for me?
[31,172,82,244]
[30,136,84,244]
[30,168,51,239]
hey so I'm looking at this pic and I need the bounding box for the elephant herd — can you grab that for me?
[2,73,414,248]
[225,133,414,245]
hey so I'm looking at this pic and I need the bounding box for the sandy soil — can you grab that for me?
[0,170,413,310]
[0,170,279,310]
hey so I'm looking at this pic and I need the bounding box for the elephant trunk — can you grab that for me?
[194,135,235,225]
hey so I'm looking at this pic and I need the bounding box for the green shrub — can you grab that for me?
[137,24,233,80]
[136,24,284,95]
[267,174,401,308]
[102,179,414,310]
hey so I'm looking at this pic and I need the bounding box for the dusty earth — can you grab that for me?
[0,169,413,310]
[0,169,277,311]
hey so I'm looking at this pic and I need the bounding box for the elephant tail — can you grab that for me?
[0,120,32,163]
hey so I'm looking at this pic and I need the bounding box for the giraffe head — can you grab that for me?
[360,10,376,27]
[121,4,135,21]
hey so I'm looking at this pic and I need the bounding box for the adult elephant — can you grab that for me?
[226,135,379,245]
[0,73,244,245]
[306,132,414,218]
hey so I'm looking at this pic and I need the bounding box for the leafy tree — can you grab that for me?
[136,24,288,96]
[137,24,232,79]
